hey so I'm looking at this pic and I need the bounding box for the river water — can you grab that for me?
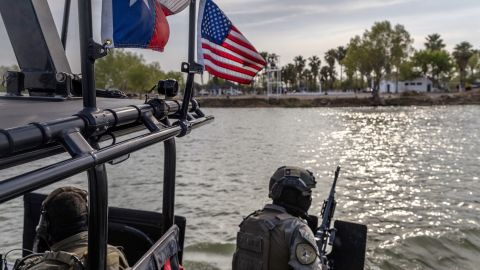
[1,106,479,269]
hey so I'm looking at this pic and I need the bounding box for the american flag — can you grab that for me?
[197,0,266,84]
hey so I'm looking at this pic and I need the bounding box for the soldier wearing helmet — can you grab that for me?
[14,186,129,270]
[232,166,325,270]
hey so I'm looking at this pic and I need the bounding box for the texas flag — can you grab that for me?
[102,0,189,52]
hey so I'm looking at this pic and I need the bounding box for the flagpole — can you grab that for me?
[78,0,96,111]
[188,0,196,63]
[180,0,201,122]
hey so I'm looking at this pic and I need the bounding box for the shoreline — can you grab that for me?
[196,91,480,108]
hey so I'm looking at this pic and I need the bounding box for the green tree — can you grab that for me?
[343,21,412,101]
[335,46,347,82]
[424,33,446,51]
[293,55,306,89]
[281,63,296,89]
[467,52,480,80]
[302,69,314,90]
[343,35,373,91]
[390,24,413,92]
[258,52,281,93]
[398,61,420,81]
[260,51,279,69]
[324,49,337,89]
[267,53,279,69]
[319,66,329,91]
[413,49,453,89]
[308,56,321,90]
[95,49,183,93]
[452,42,474,91]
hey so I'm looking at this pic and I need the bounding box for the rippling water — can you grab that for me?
[1,106,480,269]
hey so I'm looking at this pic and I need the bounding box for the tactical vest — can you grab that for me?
[14,246,128,270]
[13,250,86,270]
[232,208,296,270]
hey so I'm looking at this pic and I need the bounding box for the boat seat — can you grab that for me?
[108,222,155,265]
[23,193,187,264]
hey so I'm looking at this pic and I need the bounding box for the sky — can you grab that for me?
[0,0,479,73]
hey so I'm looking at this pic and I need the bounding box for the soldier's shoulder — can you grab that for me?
[13,254,45,270]
[289,223,321,268]
[293,222,317,247]
[106,245,129,269]
[279,214,308,228]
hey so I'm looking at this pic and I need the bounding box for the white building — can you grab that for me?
[379,77,433,93]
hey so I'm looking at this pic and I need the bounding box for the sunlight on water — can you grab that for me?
[1,106,479,270]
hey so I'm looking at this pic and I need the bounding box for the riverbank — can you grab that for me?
[196,90,480,107]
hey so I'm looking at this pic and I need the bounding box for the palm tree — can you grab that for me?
[281,63,296,89]
[324,49,337,88]
[320,66,329,92]
[308,56,321,90]
[424,33,446,51]
[293,55,306,89]
[467,52,479,78]
[335,46,347,82]
[267,53,279,69]
[452,41,474,91]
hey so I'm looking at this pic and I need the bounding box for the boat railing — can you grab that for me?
[0,97,212,269]
[0,0,206,268]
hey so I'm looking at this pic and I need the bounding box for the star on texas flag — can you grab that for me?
[102,0,190,52]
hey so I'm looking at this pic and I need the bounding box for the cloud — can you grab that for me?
[225,0,416,16]
[0,0,479,73]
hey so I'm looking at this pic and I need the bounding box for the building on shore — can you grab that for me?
[379,77,434,93]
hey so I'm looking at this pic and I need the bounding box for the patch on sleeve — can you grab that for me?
[295,243,317,265]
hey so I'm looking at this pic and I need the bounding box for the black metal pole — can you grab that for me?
[180,0,197,119]
[159,118,177,236]
[162,137,176,233]
[87,164,108,270]
[77,0,96,110]
[62,131,108,270]
[61,0,71,48]
[187,0,196,64]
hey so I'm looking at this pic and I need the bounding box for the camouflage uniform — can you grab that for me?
[233,204,323,270]
[14,231,129,270]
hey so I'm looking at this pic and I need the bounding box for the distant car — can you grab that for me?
[362,88,373,93]
[225,89,243,96]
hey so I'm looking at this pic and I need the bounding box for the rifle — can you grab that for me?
[316,166,341,267]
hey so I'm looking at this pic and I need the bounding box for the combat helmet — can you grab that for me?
[35,186,88,247]
[269,166,317,216]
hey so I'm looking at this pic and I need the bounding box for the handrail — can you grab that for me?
[0,115,213,204]
[0,99,189,159]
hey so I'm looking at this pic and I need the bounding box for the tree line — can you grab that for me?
[95,50,184,94]
[260,20,480,100]
[2,21,479,100]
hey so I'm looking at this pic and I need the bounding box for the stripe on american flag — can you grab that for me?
[201,39,264,83]
[201,40,264,70]
[203,53,259,75]
[197,0,266,84]
[204,65,253,85]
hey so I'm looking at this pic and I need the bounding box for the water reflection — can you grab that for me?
[1,106,479,270]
